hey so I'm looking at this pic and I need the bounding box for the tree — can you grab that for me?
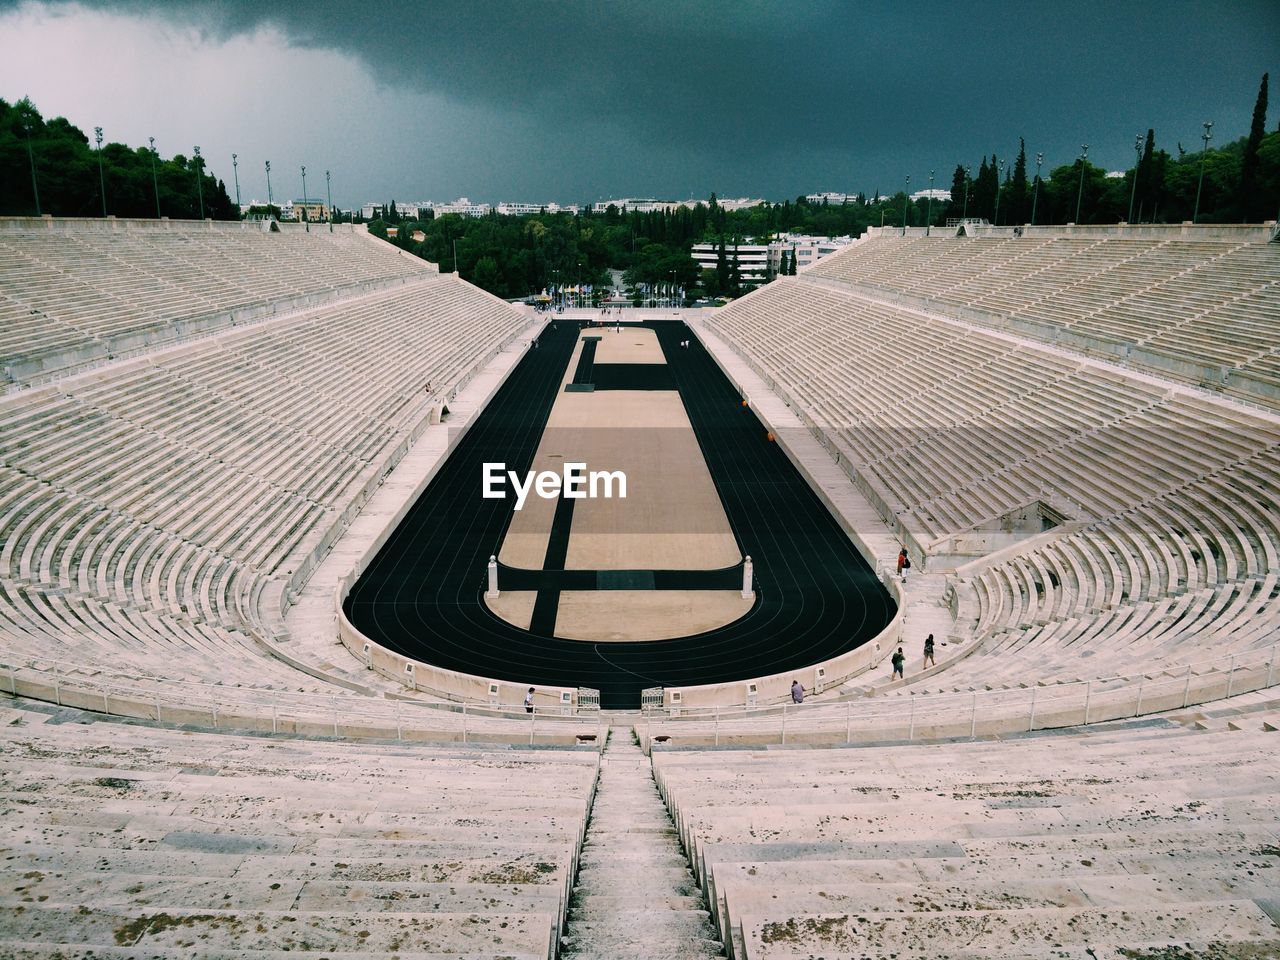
[471,256,505,297]
[1008,139,1029,224]
[948,164,966,219]
[0,96,237,219]
[1240,72,1268,220]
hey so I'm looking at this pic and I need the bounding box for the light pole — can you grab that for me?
[1127,134,1142,224]
[300,165,309,228]
[1075,144,1089,224]
[193,146,205,220]
[325,170,333,232]
[94,126,107,217]
[232,153,241,210]
[1193,120,1213,223]
[902,175,910,236]
[23,117,41,216]
[926,170,934,236]
[962,166,971,221]
[994,158,1005,226]
[1031,153,1042,226]
[265,160,273,213]
[149,137,161,218]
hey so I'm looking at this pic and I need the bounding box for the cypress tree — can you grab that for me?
[948,164,966,217]
[1010,139,1029,224]
[1240,72,1268,220]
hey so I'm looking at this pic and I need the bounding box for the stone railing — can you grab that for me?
[640,639,1280,750]
[0,654,606,747]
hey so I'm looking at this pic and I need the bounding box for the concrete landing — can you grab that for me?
[562,729,725,960]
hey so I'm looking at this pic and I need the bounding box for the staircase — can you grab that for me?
[561,728,725,960]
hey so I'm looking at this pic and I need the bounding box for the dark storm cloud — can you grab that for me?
[5,0,1279,198]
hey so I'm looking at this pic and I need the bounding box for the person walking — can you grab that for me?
[896,548,911,583]
[790,679,805,704]
[923,633,935,668]
[524,687,535,714]
[891,646,905,680]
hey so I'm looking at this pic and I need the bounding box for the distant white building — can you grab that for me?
[691,241,770,283]
[909,188,952,201]
[359,201,433,220]
[805,191,857,205]
[495,201,577,216]
[435,197,492,218]
[595,196,764,214]
[593,198,683,213]
[770,233,853,272]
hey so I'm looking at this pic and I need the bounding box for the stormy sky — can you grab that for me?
[1,1,1276,207]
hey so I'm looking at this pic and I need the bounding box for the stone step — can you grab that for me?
[567,895,706,919]
[4,874,570,915]
[561,940,724,960]
[740,900,1279,959]
[563,912,716,947]
[0,903,559,955]
[2,944,548,960]
[0,845,572,886]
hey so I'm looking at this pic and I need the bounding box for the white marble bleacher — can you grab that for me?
[651,718,1280,959]
[708,268,1280,713]
[0,222,431,384]
[806,231,1280,409]
[0,703,599,960]
[0,223,537,735]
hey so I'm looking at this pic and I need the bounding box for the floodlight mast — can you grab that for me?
[150,137,161,218]
[25,117,41,216]
[1075,144,1089,224]
[994,158,1005,226]
[94,126,107,217]
[1031,153,1042,226]
[902,175,910,236]
[1193,120,1213,223]
[193,146,205,220]
[1128,134,1142,224]
[926,170,934,236]
[325,170,333,232]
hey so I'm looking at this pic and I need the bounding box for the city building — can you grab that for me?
[359,201,434,220]
[770,233,854,272]
[691,241,770,283]
[593,198,684,214]
[804,191,857,205]
[292,199,329,222]
[909,188,952,202]
[434,197,493,218]
[495,201,578,216]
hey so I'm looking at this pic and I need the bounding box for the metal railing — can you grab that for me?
[642,639,1280,747]
[0,654,606,747]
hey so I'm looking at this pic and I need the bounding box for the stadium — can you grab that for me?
[1,210,1279,959]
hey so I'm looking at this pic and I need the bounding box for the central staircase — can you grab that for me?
[561,728,726,960]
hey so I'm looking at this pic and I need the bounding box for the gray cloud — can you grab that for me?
[3,0,1278,202]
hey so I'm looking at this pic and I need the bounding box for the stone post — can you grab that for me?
[486,555,499,598]
[741,556,754,600]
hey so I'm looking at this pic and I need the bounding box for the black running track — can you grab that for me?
[344,321,895,708]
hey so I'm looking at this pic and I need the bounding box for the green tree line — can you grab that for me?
[0,97,237,220]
